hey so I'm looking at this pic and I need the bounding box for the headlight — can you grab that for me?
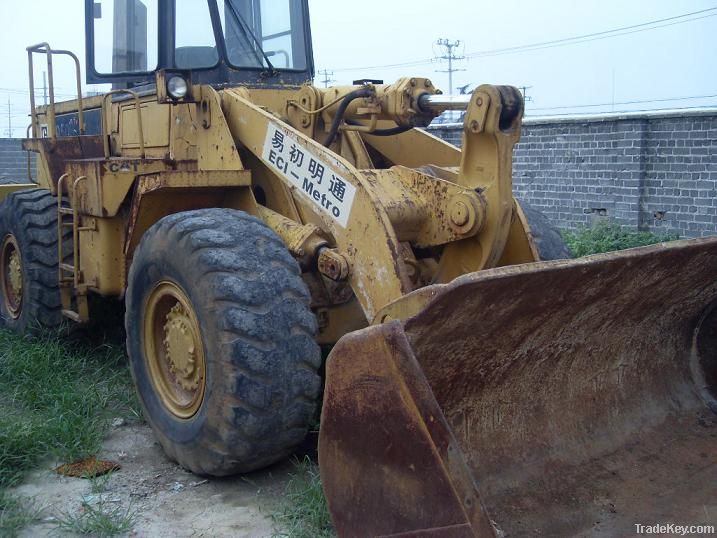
[167,76,189,99]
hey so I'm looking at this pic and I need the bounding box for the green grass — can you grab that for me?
[272,457,334,538]
[0,491,40,538]
[0,328,139,535]
[54,498,137,537]
[562,220,679,258]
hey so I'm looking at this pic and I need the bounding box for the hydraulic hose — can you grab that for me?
[323,88,375,147]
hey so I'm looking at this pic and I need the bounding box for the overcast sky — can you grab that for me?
[1,0,715,137]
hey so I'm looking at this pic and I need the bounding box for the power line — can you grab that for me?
[528,103,717,118]
[434,39,465,96]
[330,7,717,73]
[0,86,81,99]
[528,93,717,112]
[466,11,717,59]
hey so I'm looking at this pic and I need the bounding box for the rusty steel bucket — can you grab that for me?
[319,238,717,537]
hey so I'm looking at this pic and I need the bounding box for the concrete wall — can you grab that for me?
[0,138,35,184]
[428,109,717,238]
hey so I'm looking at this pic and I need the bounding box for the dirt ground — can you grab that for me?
[11,422,294,537]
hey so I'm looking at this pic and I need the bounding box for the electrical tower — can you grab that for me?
[317,69,335,88]
[434,38,465,96]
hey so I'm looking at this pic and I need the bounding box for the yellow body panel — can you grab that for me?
[22,76,537,334]
[0,184,36,202]
[79,216,125,295]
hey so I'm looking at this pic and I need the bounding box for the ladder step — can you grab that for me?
[61,309,82,323]
[58,208,74,215]
[60,263,76,273]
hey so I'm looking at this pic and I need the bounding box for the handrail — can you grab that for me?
[71,176,87,289]
[101,90,146,158]
[56,173,71,287]
[25,124,34,183]
[26,42,85,148]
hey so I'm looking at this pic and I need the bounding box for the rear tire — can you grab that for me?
[0,188,69,332]
[125,208,322,475]
[519,200,571,260]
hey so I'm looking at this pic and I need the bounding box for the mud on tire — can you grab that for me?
[0,188,69,332]
[125,208,322,475]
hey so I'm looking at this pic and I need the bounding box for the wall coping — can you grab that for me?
[428,107,717,130]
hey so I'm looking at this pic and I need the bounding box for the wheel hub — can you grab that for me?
[144,281,206,419]
[163,303,202,391]
[1,235,23,318]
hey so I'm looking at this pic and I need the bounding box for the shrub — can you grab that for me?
[562,221,679,258]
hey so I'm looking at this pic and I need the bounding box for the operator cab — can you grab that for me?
[85,0,314,87]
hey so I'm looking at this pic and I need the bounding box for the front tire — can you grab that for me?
[125,208,322,475]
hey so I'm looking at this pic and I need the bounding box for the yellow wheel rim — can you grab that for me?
[1,235,23,319]
[143,281,206,419]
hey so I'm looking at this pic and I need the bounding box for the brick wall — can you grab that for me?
[2,111,716,237]
[428,109,717,238]
[0,138,35,184]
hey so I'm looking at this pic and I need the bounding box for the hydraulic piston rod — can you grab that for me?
[418,94,471,113]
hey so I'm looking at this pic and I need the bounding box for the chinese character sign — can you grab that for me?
[262,124,356,227]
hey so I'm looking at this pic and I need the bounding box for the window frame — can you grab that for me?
[84,0,315,86]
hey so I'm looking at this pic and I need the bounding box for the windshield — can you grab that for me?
[86,0,312,84]
[217,0,308,70]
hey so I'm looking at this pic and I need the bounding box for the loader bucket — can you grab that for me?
[319,237,717,537]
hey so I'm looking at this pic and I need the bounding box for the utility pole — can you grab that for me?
[611,69,616,112]
[317,69,335,88]
[434,38,465,96]
[518,86,533,104]
[6,99,11,138]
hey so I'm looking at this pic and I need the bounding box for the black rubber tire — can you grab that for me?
[125,208,322,475]
[519,200,572,260]
[0,188,69,332]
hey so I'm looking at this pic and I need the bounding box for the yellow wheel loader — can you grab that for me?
[1,1,715,536]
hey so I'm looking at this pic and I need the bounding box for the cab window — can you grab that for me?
[217,0,307,70]
[92,0,159,74]
[175,2,219,69]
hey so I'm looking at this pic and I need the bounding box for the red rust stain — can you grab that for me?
[55,457,120,478]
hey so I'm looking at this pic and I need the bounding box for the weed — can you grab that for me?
[562,221,679,258]
[0,329,139,535]
[272,457,334,538]
[89,472,114,494]
[0,331,138,488]
[54,498,136,537]
[0,492,39,538]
